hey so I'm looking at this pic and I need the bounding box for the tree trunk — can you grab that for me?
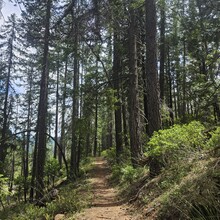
[24,65,33,202]
[30,129,38,201]
[159,0,166,101]
[145,0,161,137]
[181,0,187,123]
[35,0,51,200]
[106,113,113,149]
[70,21,79,180]
[167,46,174,125]
[128,5,142,166]
[54,58,60,159]
[145,0,162,177]
[86,121,91,157]
[113,30,123,162]
[93,82,98,157]
[60,59,68,168]
[121,91,129,148]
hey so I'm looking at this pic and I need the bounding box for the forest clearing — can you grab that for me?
[0,0,219,219]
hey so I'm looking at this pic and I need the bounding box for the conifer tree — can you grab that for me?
[0,14,20,173]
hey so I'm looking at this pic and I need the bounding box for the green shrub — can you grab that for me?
[0,203,46,220]
[121,165,141,184]
[45,158,60,178]
[45,193,79,217]
[110,163,146,187]
[101,148,116,165]
[207,127,220,156]
[145,121,206,165]
[0,180,91,220]
[121,165,136,183]
[0,174,10,209]
[102,147,131,166]
[79,157,94,176]
[110,164,122,183]
[16,204,45,220]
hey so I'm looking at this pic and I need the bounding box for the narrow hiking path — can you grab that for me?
[73,157,141,220]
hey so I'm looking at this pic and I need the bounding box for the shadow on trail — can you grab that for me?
[92,200,124,208]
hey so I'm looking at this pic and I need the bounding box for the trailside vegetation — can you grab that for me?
[103,121,220,219]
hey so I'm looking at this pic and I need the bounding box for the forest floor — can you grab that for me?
[69,157,142,220]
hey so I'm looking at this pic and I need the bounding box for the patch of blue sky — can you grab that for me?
[0,0,21,25]
[0,1,25,95]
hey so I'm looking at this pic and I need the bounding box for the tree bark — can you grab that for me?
[93,75,98,157]
[60,58,68,167]
[54,58,60,159]
[145,0,162,137]
[113,30,123,162]
[145,0,162,177]
[159,0,166,101]
[35,0,51,200]
[128,4,142,166]
[121,90,129,148]
[167,46,174,125]
[24,65,33,202]
[181,0,187,123]
[93,97,98,157]
[70,21,79,180]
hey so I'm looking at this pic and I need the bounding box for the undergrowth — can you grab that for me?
[0,157,93,220]
[156,157,220,220]
[139,122,220,220]
[102,147,148,190]
[0,180,91,220]
[104,121,220,220]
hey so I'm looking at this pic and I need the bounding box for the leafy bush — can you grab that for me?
[79,157,94,177]
[45,158,60,178]
[101,148,116,165]
[110,163,146,187]
[45,158,60,186]
[110,164,122,183]
[103,147,146,187]
[0,180,91,220]
[145,121,206,165]
[46,188,81,216]
[207,127,220,156]
[121,165,139,184]
[14,204,45,220]
[0,174,10,209]
[102,147,131,166]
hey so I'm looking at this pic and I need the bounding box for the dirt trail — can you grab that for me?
[73,157,140,220]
